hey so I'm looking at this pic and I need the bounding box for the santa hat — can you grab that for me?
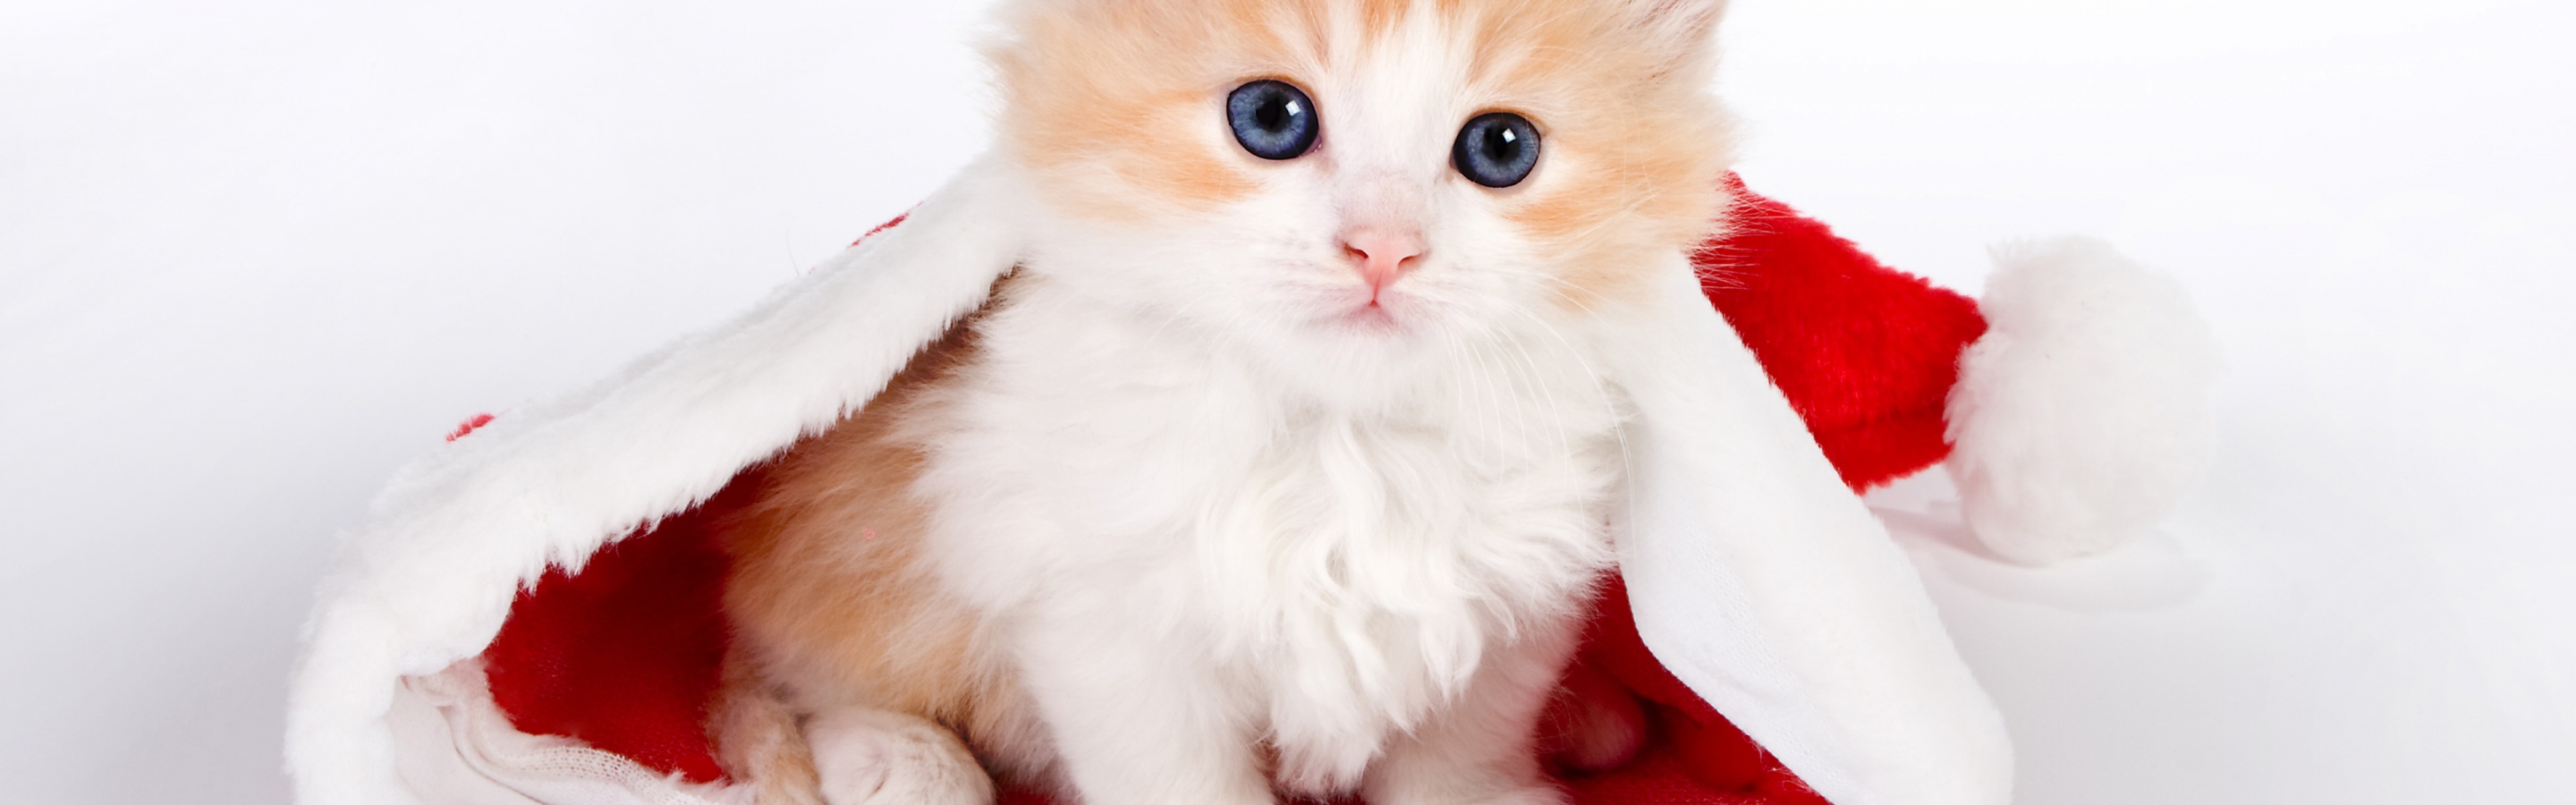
[284,165,2216,805]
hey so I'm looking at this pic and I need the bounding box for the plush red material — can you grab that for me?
[473,179,1984,803]
[1701,176,1987,491]
[479,518,733,783]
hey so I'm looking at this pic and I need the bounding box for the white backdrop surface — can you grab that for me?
[3,1,2569,803]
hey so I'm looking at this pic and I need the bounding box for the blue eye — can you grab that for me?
[1227,80,1319,160]
[1453,112,1540,188]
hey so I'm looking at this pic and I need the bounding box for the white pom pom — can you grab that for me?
[1945,238,2222,565]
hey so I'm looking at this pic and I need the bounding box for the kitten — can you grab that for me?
[713,1,1735,803]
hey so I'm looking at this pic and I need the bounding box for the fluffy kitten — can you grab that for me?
[714,1,1735,803]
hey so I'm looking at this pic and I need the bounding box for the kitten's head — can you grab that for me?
[989,0,1735,398]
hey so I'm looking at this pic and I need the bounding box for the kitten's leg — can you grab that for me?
[711,649,994,805]
[710,654,824,805]
[1364,612,1585,805]
[1009,609,1274,805]
[803,706,996,805]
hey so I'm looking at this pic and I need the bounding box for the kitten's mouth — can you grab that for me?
[1301,283,1417,336]
[1340,302,1402,331]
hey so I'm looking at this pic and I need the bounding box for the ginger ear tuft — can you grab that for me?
[1620,0,1731,79]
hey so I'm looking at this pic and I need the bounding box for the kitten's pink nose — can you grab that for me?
[1341,228,1425,301]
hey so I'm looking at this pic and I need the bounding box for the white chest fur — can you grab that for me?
[906,275,1626,791]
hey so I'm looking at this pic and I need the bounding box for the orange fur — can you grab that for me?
[714,314,1044,788]
[1358,0,1415,33]
[1466,0,1734,300]
[710,652,826,805]
[990,1,1267,215]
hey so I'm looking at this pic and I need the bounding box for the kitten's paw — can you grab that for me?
[806,708,995,805]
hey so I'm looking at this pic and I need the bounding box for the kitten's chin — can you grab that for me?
[1245,315,1448,408]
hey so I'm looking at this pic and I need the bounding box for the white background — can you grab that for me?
[4,1,2570,802]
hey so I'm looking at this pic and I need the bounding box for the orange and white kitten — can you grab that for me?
[715,1,1734,803]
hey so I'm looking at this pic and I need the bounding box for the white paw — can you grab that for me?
[806,708,995,805]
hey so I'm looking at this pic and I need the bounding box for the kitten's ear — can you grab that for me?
[1628,0,1731,57]
[1619,0,1729,71]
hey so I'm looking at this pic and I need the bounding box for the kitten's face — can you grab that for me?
[993,0,1733,399]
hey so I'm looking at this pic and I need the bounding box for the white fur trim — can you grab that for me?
[285,157,1029,805]
[1946,238,2222,565]
[387,661,747,805]
[1606,256,2014,805]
